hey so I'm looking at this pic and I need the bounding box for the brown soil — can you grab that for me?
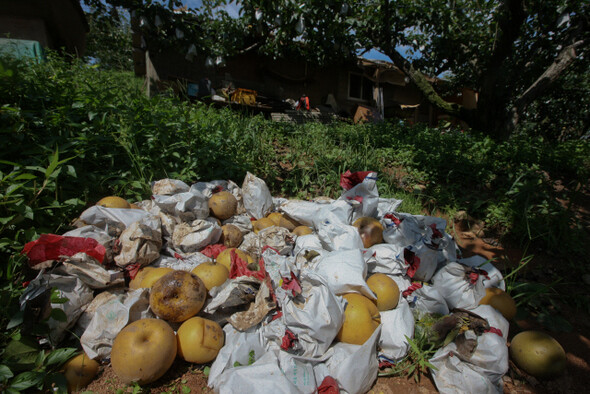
[81,359,213,393]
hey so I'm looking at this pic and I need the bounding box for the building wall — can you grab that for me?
[142,46,443,122]
[147,49,364,114]
[0,16,50,47]
[0,0,88,54]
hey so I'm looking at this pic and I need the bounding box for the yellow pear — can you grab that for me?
[208,191,237,220]
[366,273,400,311]
[337,293,381,345]
[216,248,253,272]
[192,261,229,291]
[129,266,155,290]
[61,352,100,392]
[220,224,243,248]
[510,331,566,379]
[96,196,130,209]
[479,287,517,321]
[352,217,384,248]
[252,217,275,233]
[292,225,313,236]
[177,317,225,364]
[267,212,299,231]
[111,318,177,385]
[139,267,174,289]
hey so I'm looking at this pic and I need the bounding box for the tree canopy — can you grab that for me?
[85,4,133,70]
[85,0,589,139]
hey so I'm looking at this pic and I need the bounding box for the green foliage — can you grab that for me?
[379,314,440,382]
[505,253,574,332]
[518,59,590,141]
[85,4,133,71]
[0,333,77,393]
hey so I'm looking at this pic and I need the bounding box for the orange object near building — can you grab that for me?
[296,95,310,110]
[231,88,257,105]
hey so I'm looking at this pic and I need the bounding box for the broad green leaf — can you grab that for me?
[63,198,84,206]
[0,365,14,381]
[48,166,62,179]
[35,349,47,368]
[22,205,34,220]
[9,371,45,390]
[5,183,25,196]
[24,166,45,173]
[66,165,77,178]
[0,159,21,166]
[0,215,16,225]
[45,348,78,367]
[12,173,36,181]
[3,336,39,367]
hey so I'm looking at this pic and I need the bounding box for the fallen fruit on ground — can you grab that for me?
[510,330,566,379]
[208,191,237,220]
[220,224,243,248]
[216,248,253,272]
[61,352,100,392]
[191,261,230,291]
[129,266,155,290]
[177,316,225,363]
[292,225,313,236]
[139,267,174,289]
[252,217,275,233]
[366,273,400,311]
[353,217,384,248]
[337,293,381,345]
[479,287,517,320]
[95,196,130,209]
[111,318,177,385]
[267,212,299,231]
[149,270,207,322]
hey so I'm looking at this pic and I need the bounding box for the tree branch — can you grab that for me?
[384,48,471,120]
[236,41,260,55]
[508,38,586,128]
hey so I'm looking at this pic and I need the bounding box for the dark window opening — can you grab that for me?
[348,72,373,102]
